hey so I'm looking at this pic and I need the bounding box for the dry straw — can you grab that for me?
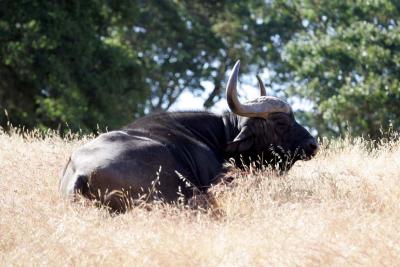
[1,128,400,266]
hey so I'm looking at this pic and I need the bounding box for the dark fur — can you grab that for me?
[59,111,317,212]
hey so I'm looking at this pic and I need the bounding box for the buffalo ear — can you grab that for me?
[225,126,254,153]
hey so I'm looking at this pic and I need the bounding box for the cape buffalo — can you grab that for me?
[59,61,318,212]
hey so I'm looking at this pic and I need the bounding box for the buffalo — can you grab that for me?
[59,61,318,212]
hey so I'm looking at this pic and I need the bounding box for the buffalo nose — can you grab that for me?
[306,138,319,154]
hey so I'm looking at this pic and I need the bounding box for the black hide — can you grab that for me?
[59,111,318,211]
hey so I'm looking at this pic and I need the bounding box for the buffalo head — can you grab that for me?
[224,61,318,170]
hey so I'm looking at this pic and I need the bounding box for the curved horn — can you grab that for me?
[226,60,292,118]
[226,60,251,116]
[256,75,267,96]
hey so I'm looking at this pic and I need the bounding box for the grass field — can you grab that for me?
[1,128,400,266]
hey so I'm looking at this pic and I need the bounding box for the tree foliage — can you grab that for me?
[0,0,304,132]
[282,0,400,138]
[1,0,399,138]
[0,0,148,132]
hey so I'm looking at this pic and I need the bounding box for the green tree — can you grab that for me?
[0,0,148,132]
[119,1,254,111]
[282,0,400,138]
[117,1,303,110]
[4,0,398,139]
[1,0,301,131]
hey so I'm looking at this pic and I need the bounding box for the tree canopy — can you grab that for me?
[282,0,400,138]
[1,0,399,138]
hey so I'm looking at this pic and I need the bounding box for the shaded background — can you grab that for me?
[1,0,400,138]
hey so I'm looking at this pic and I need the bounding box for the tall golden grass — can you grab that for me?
[1,128,400,266]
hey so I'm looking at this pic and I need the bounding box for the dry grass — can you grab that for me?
[1,128,400,266]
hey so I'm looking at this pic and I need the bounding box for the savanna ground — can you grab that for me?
[1,128,400,266]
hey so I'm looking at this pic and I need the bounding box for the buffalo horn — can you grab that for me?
[256,74,267,96]
[226,60,291,118]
